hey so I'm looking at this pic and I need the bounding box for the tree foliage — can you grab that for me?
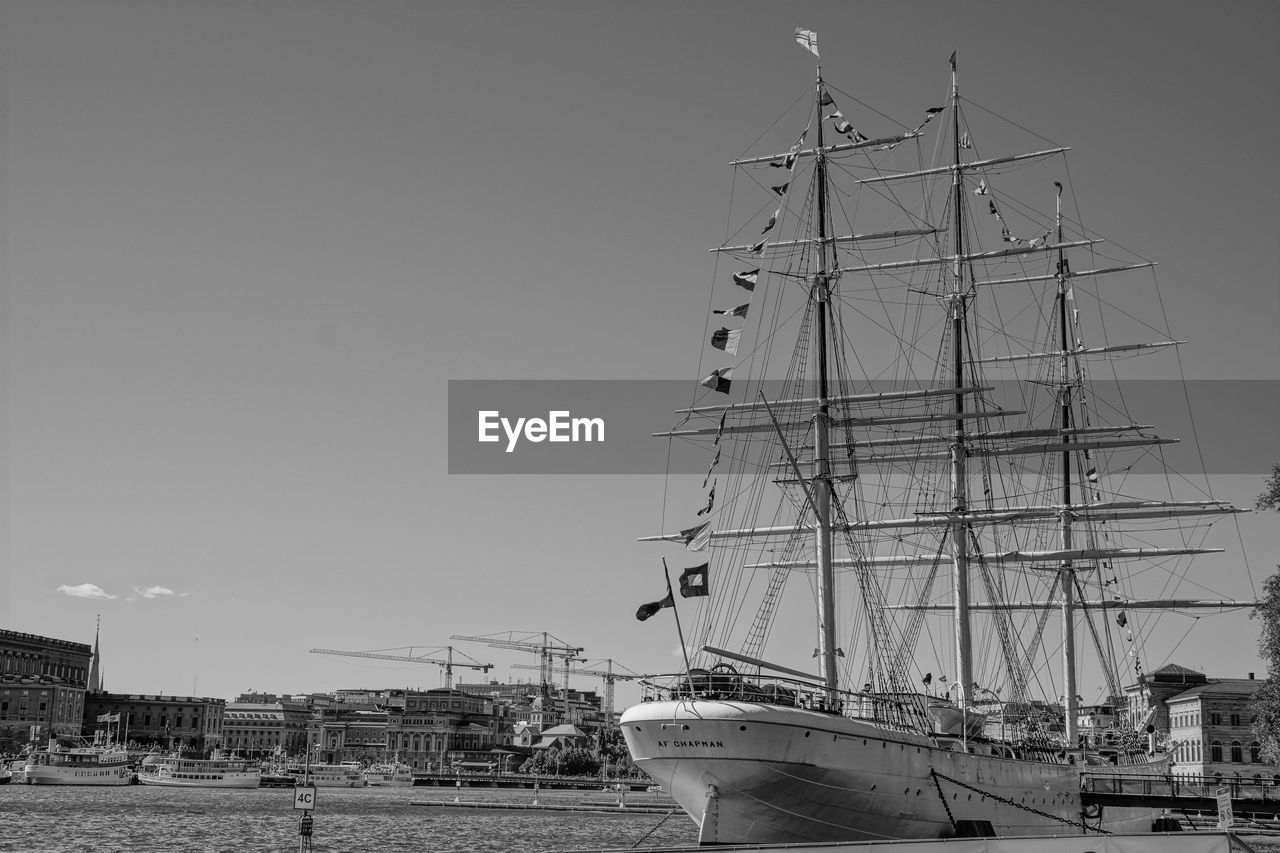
[1259,463,1280,512]
[1248,465,1280,761]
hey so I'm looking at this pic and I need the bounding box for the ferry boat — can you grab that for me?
[287,761,367,787]
[24,738,131,786]
[136,752,262,788]
[364,761,414,787]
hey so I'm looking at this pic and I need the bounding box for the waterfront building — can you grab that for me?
[0,628,93,743]
[383,688,511,772]
[83,692,226,751]
[1125,664,1276,782]
[222,693,310,757]
[299,691,391,764]
[455,679,608,732]
[533,723,591,752]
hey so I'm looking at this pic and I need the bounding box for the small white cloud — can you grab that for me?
[56,583,117,600]
[133,586,177,599]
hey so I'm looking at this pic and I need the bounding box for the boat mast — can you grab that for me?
[947,52,974,713]
[1055,184,1080,748]
[813,64,839,700]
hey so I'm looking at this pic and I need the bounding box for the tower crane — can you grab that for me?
[450,631,584,722]
[309,645,492,690]
[511,659,641,725]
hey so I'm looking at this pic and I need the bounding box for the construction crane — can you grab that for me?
[511,659,641,725]
[450,631,584,722]
[309,645,492,690]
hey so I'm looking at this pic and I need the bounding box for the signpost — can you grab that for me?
[294,785,317,852]
[1216,786,1233,830]
[294,786,317,811]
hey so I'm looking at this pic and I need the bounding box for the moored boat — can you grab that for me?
[136,752,262,789]
[621,28,1256,846]
[24,741,131,786]
[287,761,366,787]
[364,761,414,787]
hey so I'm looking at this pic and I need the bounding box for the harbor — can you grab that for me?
[0,784,699,853]
[1,2,1277,852]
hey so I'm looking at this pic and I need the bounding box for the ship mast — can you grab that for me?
[947,52,974,714]
[813,64,839,700]
[1056,184,1080,748]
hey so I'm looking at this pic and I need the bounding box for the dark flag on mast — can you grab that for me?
[635,590,674,621]
[679,563,709,598]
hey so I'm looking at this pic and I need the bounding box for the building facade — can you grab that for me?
[0,629,93,742]
[1126,664,1275,782]
[222,693,310,757]
[384,688,511,772]
[83,692,226,751]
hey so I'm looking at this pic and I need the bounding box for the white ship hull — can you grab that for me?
[288,763,367,787]
[622,700,1157,844]
[137,759,261,789]
[365,767,414,787]
[24,752,132,786]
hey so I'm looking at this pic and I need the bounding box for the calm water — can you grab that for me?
[0,784,699,852]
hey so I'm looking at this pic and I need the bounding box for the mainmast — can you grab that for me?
[1056,184,1080,748]
[947,52,975,713]
[813,64,839,700]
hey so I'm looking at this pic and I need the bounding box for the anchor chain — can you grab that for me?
[929,769,957,830]
[929,768,1110,835]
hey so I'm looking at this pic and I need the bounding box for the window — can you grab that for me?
[1231,741,1243,763]
[1211,740,1223,762]
[1230,713,1241,727]
[1252,742,1262,763]
[1211,713,1222,726]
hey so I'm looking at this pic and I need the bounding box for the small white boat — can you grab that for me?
[287,761,366,787]
[364,761,414,787]
[136,752,262,789]
[6,758,29,784]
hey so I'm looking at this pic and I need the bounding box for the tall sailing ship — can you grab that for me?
[620,30,1257,845]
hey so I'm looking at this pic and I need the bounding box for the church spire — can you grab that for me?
[87,615,101,692]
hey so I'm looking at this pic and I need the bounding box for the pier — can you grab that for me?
[1083,774,1280,827]
[409,771,656,791]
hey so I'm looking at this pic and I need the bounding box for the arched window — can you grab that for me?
[1252,742,1262,763]
[1211,740,1223,763]
[1231,741,1243,763]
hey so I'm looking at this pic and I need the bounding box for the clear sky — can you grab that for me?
[1,1,1277,710]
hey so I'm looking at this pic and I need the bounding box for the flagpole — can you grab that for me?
[662,558,696,696]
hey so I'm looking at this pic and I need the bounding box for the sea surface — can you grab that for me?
[0,784,699,853]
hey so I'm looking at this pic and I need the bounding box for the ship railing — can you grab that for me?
[1081,773,1280,802]
[636,668,929,731]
